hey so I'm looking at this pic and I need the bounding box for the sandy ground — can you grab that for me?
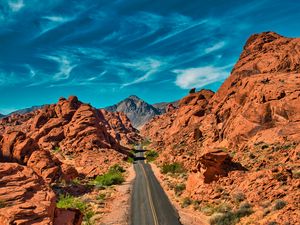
[99,165,135,225]
[150,163,209,225]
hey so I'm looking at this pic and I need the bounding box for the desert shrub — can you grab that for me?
[161,162,185,174]
[52,146,61,153]
[127,156,134,163]
[201,204,217,216]
[96,193,106,202]
[93,172,124,186]
[261,144,269,149]
[268,222,278,225]
[233,192,246,203]
[174,183,186,196]
[92,165,125,186]
[0,200,5,208]
[209,202,253,225]
[210,211,239,225]
[215,203,232,213]
[145,150,159,162]
[84,210,95,225]
[236,202,253,217]
[109,164,125,173]
[181,197,192,208]
[273,199,287,210]
[57,194,87,212]
[71,178,81,185]
[193,200,201,210]
[141,139,151,146]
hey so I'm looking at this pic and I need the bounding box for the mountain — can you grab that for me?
[152,101,179,114]
[9,105,44,115]
[0,105,44,119]
[142,32,300,224]
[105,95,178,128]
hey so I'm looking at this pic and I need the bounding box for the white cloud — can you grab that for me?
[42,55,76,81]
[174,65,230,89]
[121,58,162,87]
[204,41,226,54]
[8,0,24,12]
[43,15,71,23]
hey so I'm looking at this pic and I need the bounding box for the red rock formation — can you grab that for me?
[0,96,139,224]
[142,32,300,223]
[100,109,140,146]
[54,208,83,225]
[0,163,56,224]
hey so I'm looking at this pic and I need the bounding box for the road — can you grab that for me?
[131,148,182,225]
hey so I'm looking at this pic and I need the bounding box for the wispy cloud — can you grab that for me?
[204,41,226,54]
[174,65,232,89]
[42,15,71,23]
[40,54,77,81]
[8,0,24,12]
[121,58,164,87]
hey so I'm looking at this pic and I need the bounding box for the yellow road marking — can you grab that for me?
[139,163,159,225]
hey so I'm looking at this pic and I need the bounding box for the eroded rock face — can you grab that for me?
[141,32,300,223]
[54,208,83,225]
[0,96,139,224]
[0,163,56,225]
[100,109,140,146]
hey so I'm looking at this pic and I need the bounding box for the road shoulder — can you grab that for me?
[150,163,209,225]
[99,164,136,225]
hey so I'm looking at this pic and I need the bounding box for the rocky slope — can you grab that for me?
[105,95,179,128]
[0,96,140,224]
[142,32,300,224]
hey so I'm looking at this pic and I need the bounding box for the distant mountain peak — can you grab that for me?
[104,95,179,129]
[127,95,141,100]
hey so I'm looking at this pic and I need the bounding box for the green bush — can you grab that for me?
[127,156,134,163]
[94,172,124,186]
[161,162,185,174]
[181,197,192,208]
[174,183,186,196]
[145,150,159,162]
[84,210,95,225]
[141,139,151,146]
[71,178,81,185]
[109,164,125,173]
[273,200,287,210]
[96,193,106,202]
[52,146,61,153]
[56,194,87,212]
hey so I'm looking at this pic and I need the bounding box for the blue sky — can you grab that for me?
[0,0,300,114]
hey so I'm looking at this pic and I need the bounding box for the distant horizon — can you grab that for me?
[1,0,300,114]
[0,90,189,115]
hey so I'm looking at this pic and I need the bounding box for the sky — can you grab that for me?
[0,0,300,114]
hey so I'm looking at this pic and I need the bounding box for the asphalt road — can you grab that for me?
[131,148,182,225]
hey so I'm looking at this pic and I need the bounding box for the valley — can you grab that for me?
[0,31,300,225]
